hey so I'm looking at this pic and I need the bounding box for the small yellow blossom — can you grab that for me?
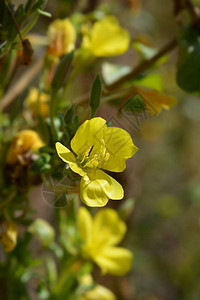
[56,117,138,207]
[47,18,76,58]
[7,130,44,164]
[26,88,49,117]
[82,16,130,57]
[77,285,116,300]
[0,221,17,252]
[77,274,116,300]
[78,207,133,276]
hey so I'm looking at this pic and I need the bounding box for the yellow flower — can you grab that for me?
[7,130,44,164]
[47,18,76,58]
[82,16,130,57]
[77,274,116,300]
[78,207,133,276]
[0,221,17,252]
[56,117,138,207]
[26,88,49,117]
[77,285,116,300]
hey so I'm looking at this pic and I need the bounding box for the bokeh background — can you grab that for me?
[6,0,200,299]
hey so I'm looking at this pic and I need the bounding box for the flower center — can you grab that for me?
[77,139,110,169]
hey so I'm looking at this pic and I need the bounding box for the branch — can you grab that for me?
[173,0,199,22]
[106,38,177,91]
[0,57,43,112]
[75,38,177,106]
[185,0,199,23]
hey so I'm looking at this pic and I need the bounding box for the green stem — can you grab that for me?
[0,190,16,210]
[50,92,57,141]
[53,257,83,296]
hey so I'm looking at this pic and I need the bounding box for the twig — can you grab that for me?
[106,38,177,91]
[0,57,43,111]
[75,37,177,106]
[4,0,23,42]
[173,0,199,22]
[83,0,99,14]
[185,0,199,23]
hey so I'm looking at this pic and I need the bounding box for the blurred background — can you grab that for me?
[4,0,200,299]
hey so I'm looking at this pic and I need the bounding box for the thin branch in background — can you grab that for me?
[106,38,178,91]
[0,57,43,112]
[83,0,99,14]
[75,38,178,106]
[173,0,199,21]
[4,0,23,42]
[185,0,199,22]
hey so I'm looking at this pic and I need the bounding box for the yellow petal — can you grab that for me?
[94,247,133,276]
[89,16,130,57]
[80,170,123,207]
[47,18,76,57]
[93,208,126,246]
[78,207,93,244]
[99,126,138,172]
[55,142,85,176]
[137,87,177,115]
[0,221,17,252]
[26,88,49,117]
[80,175,109,207]
[71,117,106,157]
[77,284,116,300]
[7,130,44,164]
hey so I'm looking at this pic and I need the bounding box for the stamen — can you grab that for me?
[77,139,110,169]
[87,145,94,157]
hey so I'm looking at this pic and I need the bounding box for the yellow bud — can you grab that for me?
[7,130,44,164]
[0,221,17,252]
[77,284,116,300]
[82,16,130,57]
[25,88,49,117]
[47,18,76,58]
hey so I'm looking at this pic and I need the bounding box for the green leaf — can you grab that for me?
[102,62,131,85]
[89,74,102,118]
[37,9,52,17]
[51,51,74,92]
[118,198,135,220]
[45,256,58,286]
[176,26,200,92]
[31,153,51,173]
[134,73,163,92]
[28,218,55,247]
[31,0,46,11]
[133,41,156,59]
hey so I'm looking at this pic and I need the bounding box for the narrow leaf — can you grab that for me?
[51,51,74,92]
[89,74,102,118]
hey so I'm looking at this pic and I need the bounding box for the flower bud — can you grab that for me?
[0,221,17,252]
[47,19,76,58]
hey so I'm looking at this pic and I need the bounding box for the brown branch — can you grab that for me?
[173,0,199,22]
[83,0,99,14]
[106,38,177,92]
[185,0,199,23]
[0,57,43,112]
[75,38,178,106]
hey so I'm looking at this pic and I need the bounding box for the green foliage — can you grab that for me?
[51,51,74,92]
[89,74,102,118]
[177,26,200,92]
